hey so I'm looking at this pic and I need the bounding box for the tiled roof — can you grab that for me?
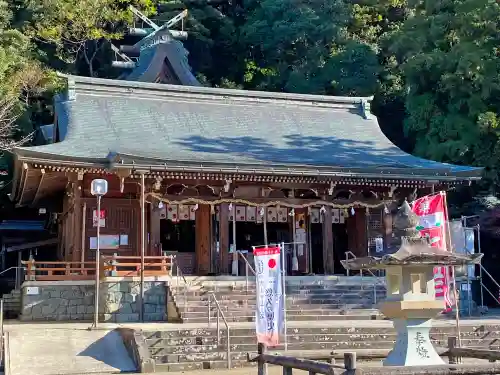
[15,76,482,180]
[123,31,200,86]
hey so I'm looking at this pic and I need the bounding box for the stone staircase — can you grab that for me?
[144,323,500,371]
[170,276,387,323]
[2,289,21,318]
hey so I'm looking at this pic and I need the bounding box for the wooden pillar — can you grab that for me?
[347,208,367,257]
[322,207,334,274]
[149,204,161,256]
[62,194,70,261]
[383,207,393,251]
[195,204,211,275]
[71,178,83,263]
[294,208,309,274]
[219,204,230,274]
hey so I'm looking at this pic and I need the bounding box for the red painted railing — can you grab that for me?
[22,255,173,281]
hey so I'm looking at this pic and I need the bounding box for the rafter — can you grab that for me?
[32,168,46,206]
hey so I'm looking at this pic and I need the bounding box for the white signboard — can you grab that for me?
[90,235,120,249]
[26,287,40,295]
[254,245,284,347]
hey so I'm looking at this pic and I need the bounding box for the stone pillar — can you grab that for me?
[380,265,445,367]
[384,319,443,366]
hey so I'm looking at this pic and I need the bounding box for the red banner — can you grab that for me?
[412,192,452,311]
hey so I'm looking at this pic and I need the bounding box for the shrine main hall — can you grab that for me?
[10,76,481,275]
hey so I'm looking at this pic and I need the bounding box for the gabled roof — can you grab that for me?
[122,29,201,86]
[14,76,482,181]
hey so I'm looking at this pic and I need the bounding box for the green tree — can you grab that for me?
[240,0,379,95]
[0,1,56,150]
[154,0,242,87]
[17,0,156,76]
[390,0,500,190]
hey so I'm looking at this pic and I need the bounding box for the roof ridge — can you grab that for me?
[61,74,373,109]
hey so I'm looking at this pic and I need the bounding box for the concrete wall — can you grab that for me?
[20,278,168,322]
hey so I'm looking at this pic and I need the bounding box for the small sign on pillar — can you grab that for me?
[92,209,106,228]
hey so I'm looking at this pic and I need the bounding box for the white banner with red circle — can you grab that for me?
[254,246,284,347]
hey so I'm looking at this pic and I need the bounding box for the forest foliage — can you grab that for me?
[1,0,500,199]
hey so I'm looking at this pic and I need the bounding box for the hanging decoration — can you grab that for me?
[350,207,355,216]
[384,204,390,214]
[148,192,391,210]
[289,208,295,217]
[320,206,326,214]
[259,207,265,217]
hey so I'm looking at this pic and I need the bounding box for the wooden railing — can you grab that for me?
[249,338,500,375]
[101,255,172,277]
[22,255,173,281]
[22,260,96,281]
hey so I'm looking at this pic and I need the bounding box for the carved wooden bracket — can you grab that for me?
[115,168,132,193]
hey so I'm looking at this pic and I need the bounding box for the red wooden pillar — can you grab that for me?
[195,204,211,275]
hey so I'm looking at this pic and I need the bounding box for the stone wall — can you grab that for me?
[21,279,168,322]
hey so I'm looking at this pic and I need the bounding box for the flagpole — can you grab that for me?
[442,191,462,350]
[408,190,443,205]
[281,241,288,352]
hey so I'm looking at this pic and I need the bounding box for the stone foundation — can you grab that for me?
[21,279,168,322]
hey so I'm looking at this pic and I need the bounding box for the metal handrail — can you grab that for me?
[0,266,26,290]
[459,237,499,311]
[477,263,500,310]
[208,292,231,369]
[344,251,384,305]
[237,251,255,294]
[171,255,190,316]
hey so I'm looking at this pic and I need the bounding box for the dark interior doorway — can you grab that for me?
[267,223,291,245]
[333,224,348,275]
[310,223,324,274]
[160,220,195,253]
[228,222,265,251]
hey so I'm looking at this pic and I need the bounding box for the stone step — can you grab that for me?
[153,349,389,372]
[174,295,381,304]
[182,308,380,318]
[153,337,472,360]
[148,330,500,347]
[171,283,385,291]
[144,324,500,339]
[147,333,395,346]
[176,302,379,312]
[182,303,377,312]
[181,314,384,323]
[171,290,385,298]
[155,358,257,372]
[150,336,500,359]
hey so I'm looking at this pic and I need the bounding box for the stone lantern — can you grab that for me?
[341,201,482,367]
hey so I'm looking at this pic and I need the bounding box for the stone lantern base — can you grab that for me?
[384,318,445,366]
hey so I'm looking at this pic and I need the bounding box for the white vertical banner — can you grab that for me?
[254,245,284,347]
